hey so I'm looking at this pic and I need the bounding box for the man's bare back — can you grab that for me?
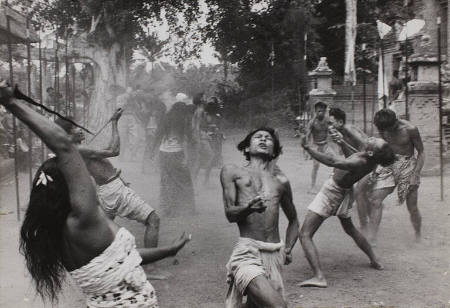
[84,157,118,185]
[332,153,376,189]
[222,163,285,243]
[74,109,123,186]
[340,124,367,151]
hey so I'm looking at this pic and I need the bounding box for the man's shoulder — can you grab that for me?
[344,124,364,135]
[398,120,418,134]
[221,163,242,177]
[272,165,290,185]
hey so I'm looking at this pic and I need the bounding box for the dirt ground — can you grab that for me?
[1,132,450,308]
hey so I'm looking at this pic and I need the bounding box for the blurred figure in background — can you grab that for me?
[188,92,204,173]
[151,97,195,217]
[117,87,140,162]
[305,101,329,194]
[142,94,167,174]
[203,97,224,182]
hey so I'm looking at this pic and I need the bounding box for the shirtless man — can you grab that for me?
[327,107,376,233]
[220,127,299,308]
[306,101,329,193]
[55,112,160,250]
[360,109,424,243]
[328,107,368,154]
[298,134,394,288]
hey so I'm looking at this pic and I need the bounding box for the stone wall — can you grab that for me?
[331,98,377,134]
[408,82,443,170]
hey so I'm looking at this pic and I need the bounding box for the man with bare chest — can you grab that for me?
[306,101,330,193]
[328,108,377,232]
[328,108,368,154]
[363,109,424,243]
[55,110,160,250]
[298,135,394,288]
[220,127,299,308]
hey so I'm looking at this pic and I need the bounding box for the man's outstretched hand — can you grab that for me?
[300,135,309,149]
[172,232,191,256]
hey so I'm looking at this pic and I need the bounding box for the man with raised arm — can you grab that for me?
[362,109,424,244]
[327,107,375,233]
[220,127,299,308]
[306,101,329,193]
[55,111,160,251]
[0,83,190,306]
[298,134,395,288]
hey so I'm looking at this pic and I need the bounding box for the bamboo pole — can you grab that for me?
[38,25,45,162]
[6,15,21,221]
[26,17,33,189]
[437,17,444,201]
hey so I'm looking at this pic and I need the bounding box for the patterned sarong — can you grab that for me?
[70,228,158,308]
[225,237,285,308]
[370,154,419,205]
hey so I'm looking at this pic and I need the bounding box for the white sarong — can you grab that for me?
[225,237,285,308]
[70,228,158,308]
[98,177,154,224]
[308,178,353,218]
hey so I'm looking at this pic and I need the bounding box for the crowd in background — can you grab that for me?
[114,87,224,217]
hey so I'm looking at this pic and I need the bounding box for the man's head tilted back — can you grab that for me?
[54,117,85,144]
[237,127,282,161]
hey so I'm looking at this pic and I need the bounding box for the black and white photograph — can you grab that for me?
[0,0,449,307]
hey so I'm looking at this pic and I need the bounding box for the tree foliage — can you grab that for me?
[31,0,201,58]
[203,0,308,100]
[314,0,414,77]
[202,0,415,106]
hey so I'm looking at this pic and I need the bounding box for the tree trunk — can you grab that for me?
[344,0,357,85]
[87,42,126,133]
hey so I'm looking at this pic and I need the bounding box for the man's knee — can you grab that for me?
[146,211,160,227]
[247,277,286,308]
[368,196,383,209]
[299,227,313,244]
[340,218,356,236]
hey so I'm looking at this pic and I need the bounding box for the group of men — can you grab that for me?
[48,89,423,307]
[49,90,225,278]
[220,101,423,307]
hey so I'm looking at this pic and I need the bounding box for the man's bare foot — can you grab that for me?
[370,261,384,270]
[298,277,327,288]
